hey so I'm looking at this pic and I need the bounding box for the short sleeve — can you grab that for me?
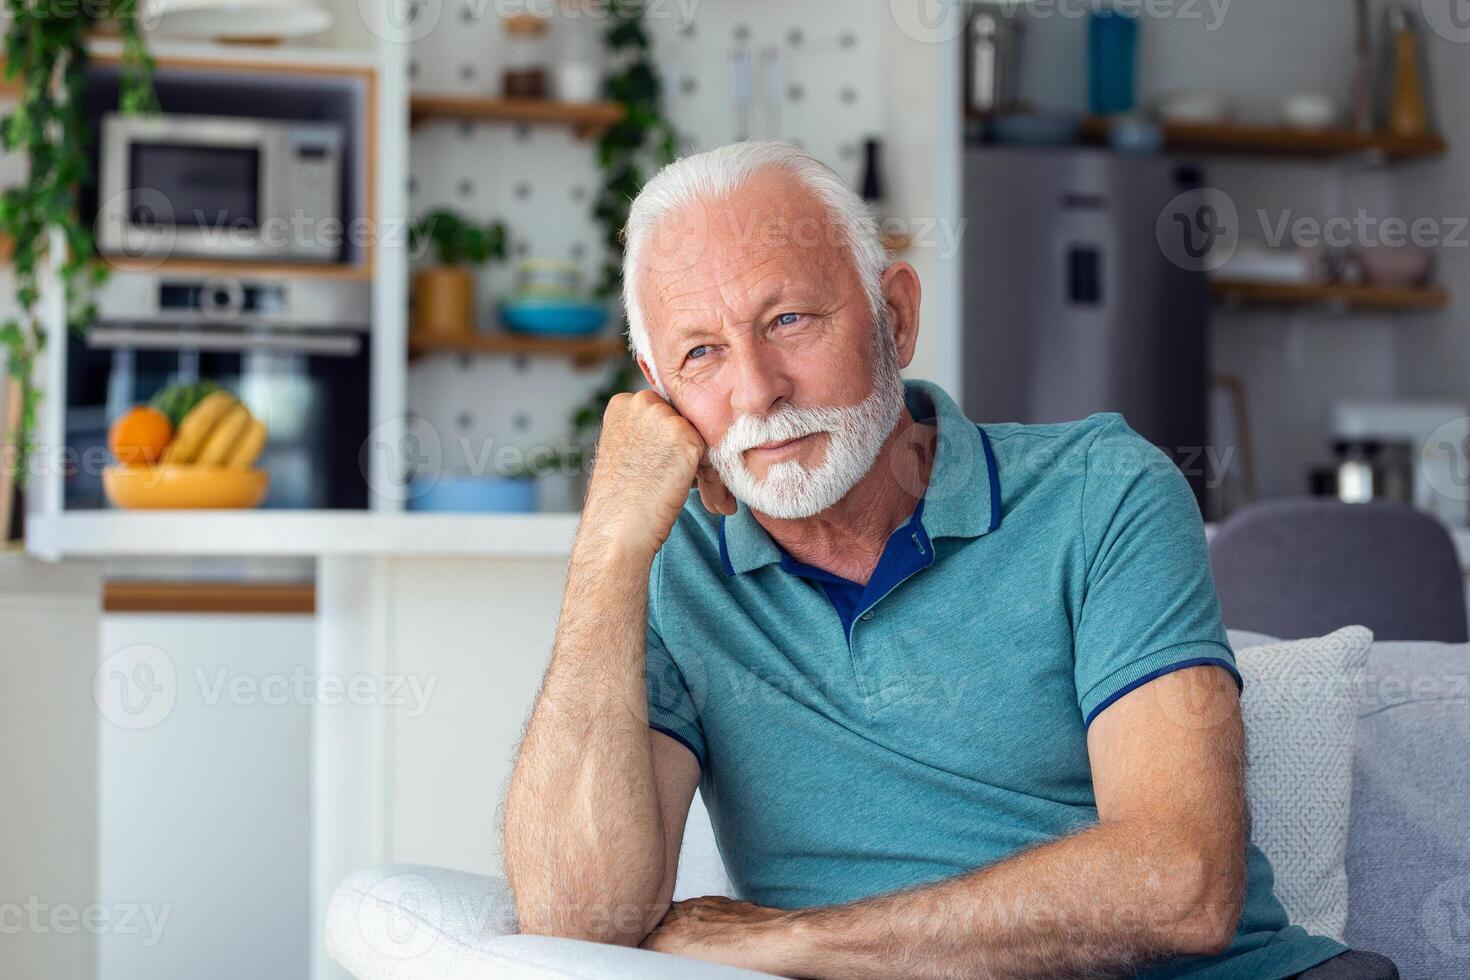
[646,615,707,772]
[1073,416,1241,727]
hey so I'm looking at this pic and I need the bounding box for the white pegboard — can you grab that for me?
[406,0,892,505]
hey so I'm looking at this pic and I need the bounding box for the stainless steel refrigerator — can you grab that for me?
[961,146,1210,505]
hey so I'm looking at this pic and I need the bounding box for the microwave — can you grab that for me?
[97,113,344,264]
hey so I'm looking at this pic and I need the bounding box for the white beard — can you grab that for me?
[707,324,907,520]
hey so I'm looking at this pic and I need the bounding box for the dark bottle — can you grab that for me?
[859,137,883,205]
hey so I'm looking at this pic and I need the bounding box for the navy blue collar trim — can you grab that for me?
[718,515,736,576]
[978,425,1001,533]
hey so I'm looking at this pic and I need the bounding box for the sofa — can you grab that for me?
[325,633,1470,979]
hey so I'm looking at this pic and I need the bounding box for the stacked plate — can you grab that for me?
[500,259,609,337]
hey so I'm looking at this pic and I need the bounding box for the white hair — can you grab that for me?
[620,140,891,393]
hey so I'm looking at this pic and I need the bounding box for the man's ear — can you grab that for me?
[635,354,659,392]
[880,261,922,369]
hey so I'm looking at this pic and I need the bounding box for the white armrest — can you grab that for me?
[326,863,781,979]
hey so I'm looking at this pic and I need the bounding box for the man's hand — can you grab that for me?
[640,896,796,975]
[579,390,735,564]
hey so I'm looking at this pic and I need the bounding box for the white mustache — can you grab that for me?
[715,405,844,456]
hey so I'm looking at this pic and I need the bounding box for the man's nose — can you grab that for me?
[728,341,792,418]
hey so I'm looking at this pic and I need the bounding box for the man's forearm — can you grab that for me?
[501,544,668,945]
[766,817,1243,980]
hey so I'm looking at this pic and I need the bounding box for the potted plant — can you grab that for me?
[409,209,508,339]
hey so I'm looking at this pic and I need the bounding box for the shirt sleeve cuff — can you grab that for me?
[1080,641,1243,728]
[648,711,705,772]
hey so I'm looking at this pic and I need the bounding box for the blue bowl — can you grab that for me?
[407,476,537,513]
[500,297,609,336]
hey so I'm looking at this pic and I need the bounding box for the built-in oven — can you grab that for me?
[97,112,344,264]
[64,272,372,510]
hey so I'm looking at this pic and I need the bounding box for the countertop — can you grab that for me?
[26,511,1470,570]
[25,511,581,560]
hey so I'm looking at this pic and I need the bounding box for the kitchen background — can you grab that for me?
[4,2,1470,980]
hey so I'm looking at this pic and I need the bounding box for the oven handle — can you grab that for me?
[86,326,362,357]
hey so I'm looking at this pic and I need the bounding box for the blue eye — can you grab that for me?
[776,312,801,326]
[687,345,710,360]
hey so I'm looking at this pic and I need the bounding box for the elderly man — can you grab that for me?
[501,142,1384,979]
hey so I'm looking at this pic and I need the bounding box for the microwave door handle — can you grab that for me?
[85,326,361,357]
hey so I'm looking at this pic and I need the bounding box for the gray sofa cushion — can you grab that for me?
[1344,641,1470,979]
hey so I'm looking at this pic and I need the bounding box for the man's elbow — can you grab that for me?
[1160,843,1245,958]
[515,900,660,948]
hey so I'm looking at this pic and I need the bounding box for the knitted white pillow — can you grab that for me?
[1227,625,1373,942]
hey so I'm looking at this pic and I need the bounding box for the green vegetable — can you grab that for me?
[149,380,223,429]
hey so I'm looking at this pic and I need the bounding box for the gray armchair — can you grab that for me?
[1209,499,1468,642]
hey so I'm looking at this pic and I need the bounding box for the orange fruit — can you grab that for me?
[109,405,173,467]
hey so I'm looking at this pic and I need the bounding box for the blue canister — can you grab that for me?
[407,475,538,513]
[1089,9,1139,117]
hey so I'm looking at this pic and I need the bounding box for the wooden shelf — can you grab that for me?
[880,231,912,253]
[97,254,374,281]
[1081,117,1445,161]
[104,580,315,614]
[1211,280,1449,313]
[409,94,625,139]
[409,330,628,368]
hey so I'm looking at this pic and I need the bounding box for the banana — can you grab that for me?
[196,404,252,467]
[224,417,268,470]
[162,391,239,464]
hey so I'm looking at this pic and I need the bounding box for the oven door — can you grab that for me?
[65,325,371,511]
[97,113,286,262]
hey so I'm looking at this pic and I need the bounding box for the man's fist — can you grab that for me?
[577,390,735,564]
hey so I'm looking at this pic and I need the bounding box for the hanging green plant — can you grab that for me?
[591,0,678,301]
[0,4,157,485]
[534,0,675,482]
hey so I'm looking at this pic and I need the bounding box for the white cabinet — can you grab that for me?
[97,612,314,980]
[0,559,102,980]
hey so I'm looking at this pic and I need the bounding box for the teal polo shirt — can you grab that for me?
[645,379,1346,979]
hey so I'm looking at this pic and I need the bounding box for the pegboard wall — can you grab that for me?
[407,0,891,505]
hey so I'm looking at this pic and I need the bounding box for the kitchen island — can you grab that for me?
[27,510,584,980]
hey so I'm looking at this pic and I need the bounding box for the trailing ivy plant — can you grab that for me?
[592,0,678,301]
[540,0,674,481]
[0,3,156,483]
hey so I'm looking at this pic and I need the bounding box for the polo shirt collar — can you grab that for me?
[719,379,1002,576]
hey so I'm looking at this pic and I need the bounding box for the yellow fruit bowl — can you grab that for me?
[103,465,270,510]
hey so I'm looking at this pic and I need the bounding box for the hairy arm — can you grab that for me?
[500,391,717,946]
[655,664,1248,979]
